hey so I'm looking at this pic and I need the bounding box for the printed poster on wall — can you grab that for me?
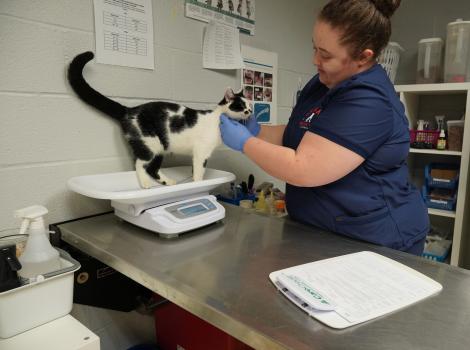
[241,45,277,124]
[185,0,255,35]
[93,0,154,69]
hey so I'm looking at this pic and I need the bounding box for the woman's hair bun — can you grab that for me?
[369,0,401,18]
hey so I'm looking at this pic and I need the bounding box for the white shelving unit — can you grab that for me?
[397,83,470,267]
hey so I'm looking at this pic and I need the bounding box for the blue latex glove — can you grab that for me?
[241,115,261,136]
[219,114,254,152]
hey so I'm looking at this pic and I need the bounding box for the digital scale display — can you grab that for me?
[164,198,217,220]
[178,204,208,216]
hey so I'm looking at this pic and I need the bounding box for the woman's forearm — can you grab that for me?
[242,132,364,187]
[258,125,286,145]
[243,137,308,186]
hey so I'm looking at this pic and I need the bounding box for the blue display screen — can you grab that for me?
[179,204,207,216]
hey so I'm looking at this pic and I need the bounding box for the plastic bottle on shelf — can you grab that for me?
[267,191,276,215]
[417,38,443,84]
[255,191,267,213]
[436,129,447,150]
[15,205,61,279]
[274,200,286,216]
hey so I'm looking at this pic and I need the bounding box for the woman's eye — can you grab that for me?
[313,47,331,60]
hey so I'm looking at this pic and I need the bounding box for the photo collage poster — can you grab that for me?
[185,0,255,35]
[241,45,277,124]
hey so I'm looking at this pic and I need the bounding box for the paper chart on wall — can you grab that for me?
[241,45,277,124]
[93,0,154,69]
[185,0,255,35]
[202,21,244,69]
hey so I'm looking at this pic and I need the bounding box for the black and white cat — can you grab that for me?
[68,51,252,188]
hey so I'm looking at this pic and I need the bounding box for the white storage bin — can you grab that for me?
[444,19,470,83]
[378,42,404,83]
[0,249,80,339]
[417,38,443,84]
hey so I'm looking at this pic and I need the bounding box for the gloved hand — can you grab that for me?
[219,114,254,152]
[241,115,261,136]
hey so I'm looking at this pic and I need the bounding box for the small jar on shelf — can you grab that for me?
[436,129,447,150]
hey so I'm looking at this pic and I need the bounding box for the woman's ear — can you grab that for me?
[358,49,375,66]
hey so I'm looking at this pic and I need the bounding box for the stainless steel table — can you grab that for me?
[58,204,470,350]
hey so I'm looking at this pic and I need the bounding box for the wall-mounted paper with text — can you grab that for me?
[185,0,255,35]
[93,0,155,69]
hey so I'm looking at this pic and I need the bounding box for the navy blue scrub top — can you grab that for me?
[283,64,429,251]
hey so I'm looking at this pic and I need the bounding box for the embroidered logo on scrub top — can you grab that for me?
[299,107,322,129]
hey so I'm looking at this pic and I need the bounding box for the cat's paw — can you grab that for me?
[140,177,156,189]
[192,175,204,182]
[157,171,176,186]
[159,178,176,186]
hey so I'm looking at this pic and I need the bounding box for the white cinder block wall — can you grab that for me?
[0,0,323,348]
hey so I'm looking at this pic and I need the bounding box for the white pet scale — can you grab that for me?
[68,166,235,238]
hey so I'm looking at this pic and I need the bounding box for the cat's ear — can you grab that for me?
[224,88,235,101]
[235,88,244,97]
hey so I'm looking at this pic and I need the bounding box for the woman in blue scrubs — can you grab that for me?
[219,0,429,255]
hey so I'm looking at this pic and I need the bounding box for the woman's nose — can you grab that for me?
[313,51,320,66]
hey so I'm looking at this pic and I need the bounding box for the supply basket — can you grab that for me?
[422,238,452,262]
[425,163,459,190]
[410,129,440,148]
[422,186,457,211]
[217,193,256,206]
[0,248,81,338]
[378,42,404,83]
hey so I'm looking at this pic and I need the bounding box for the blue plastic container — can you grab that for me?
[217,193,256,206]
[422,250,450,262]
[422,239,452,262]
[422,186,457,211]
[425,163,459,190]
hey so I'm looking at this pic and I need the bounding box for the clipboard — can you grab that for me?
[269,251,443,329]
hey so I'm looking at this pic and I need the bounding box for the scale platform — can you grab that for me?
[68,166,235,238]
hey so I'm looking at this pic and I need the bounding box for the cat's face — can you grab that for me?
[218,88,252,120]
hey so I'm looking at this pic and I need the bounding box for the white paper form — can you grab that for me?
[93,0,154,69]
[202,20,244,70]
[269,251,442,328]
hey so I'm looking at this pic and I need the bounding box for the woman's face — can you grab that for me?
[312,20,372,89]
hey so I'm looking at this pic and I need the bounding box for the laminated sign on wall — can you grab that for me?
[185,0,255,35]
[241,45,278,124]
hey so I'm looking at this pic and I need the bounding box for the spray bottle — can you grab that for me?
[15,205,61,279]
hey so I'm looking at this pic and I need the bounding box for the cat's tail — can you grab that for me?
[67,51,127,121]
